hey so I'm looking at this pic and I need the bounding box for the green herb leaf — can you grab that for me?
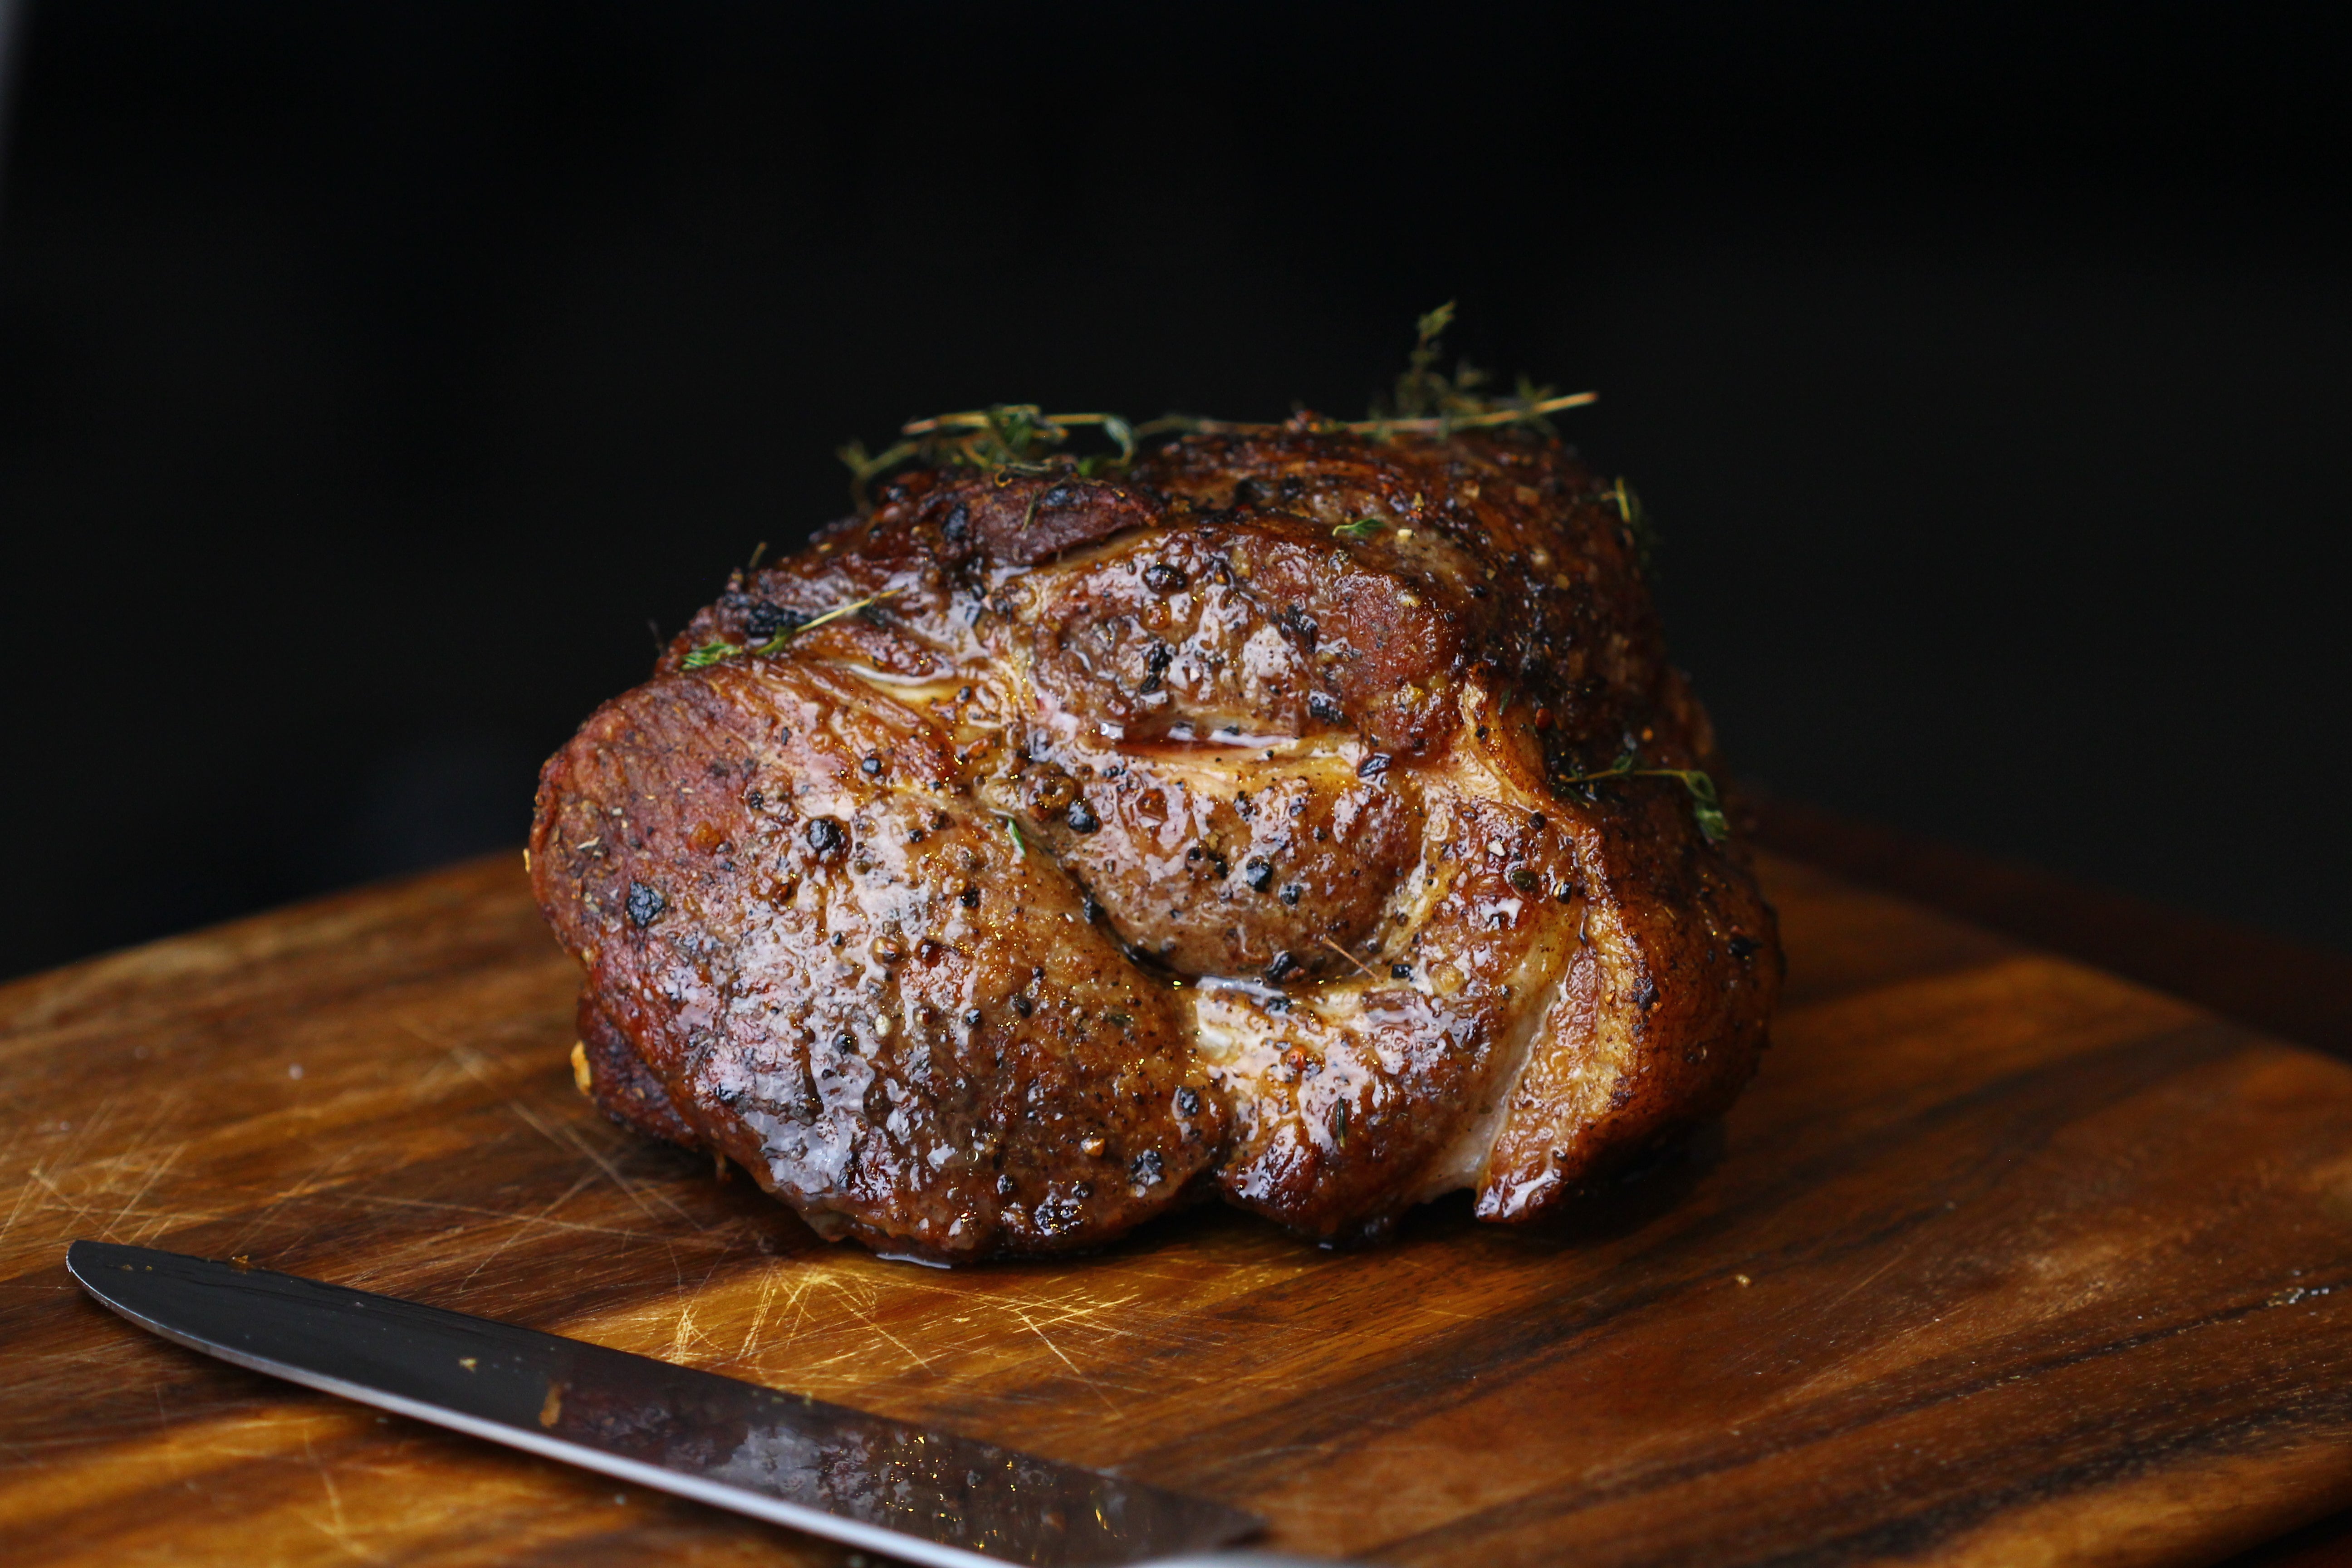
[1332,516,1387,540]
[1002,816,1025,855]
[1560,759,1730,844]
[841,308,1599,510]
[680,589,901,671]
[1664,768,1729,843]
[1392,301,1459,418]
[1360,299,1596,437]
[837,436,920,513]
[841,407,1144,510]
[771,589,897,647]
[1101,413,1136,463]
[1608,477,1661,578]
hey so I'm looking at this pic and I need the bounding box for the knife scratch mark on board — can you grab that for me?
[1009,1306,1118,1413]
[759,1270,936,1374]
[781,1268,832,1348]
[20,1165,97,1235]
[843,1298,934,1373]
[412,1030,698,1228]
[338,1193,720,1250]
[0,1091,225,1263]
[456,1169,601,1293]
[663,1298,721,1365]
[7,1095,129,1241]
[218,1147,367,1258]
[296,1434,367,1561]
[737,1264,787,1359]
[1804,1225,1940,1341]
[97,1141,189,1244]
[0,1132,37,1253]
[398,1024,530,1100]
[582,1125,700,1229]
[1008,1292,1148,1344]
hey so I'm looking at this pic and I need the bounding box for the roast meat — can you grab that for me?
[530,421,1781,1261]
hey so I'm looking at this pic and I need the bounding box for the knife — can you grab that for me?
[67,1240,1321,1568]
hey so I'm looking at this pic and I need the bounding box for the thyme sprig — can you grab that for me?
[1607,477,1660,576]
[835,305,1595,508]
[681,588,902,670]
[1133,391,1595,444]
[1368,300,1594,436]
[1562,752,1729,843]
[839,407,1136,510]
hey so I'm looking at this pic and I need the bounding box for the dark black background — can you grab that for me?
[2,1,2346,981]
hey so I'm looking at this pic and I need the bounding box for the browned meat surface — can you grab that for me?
[530,421,1781,1260]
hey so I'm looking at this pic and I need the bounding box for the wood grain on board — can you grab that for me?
[2,850,2351,1568]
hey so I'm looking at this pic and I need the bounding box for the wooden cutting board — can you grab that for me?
[4,851,2351,1568]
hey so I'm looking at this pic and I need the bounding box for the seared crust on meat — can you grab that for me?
[531,421,1780,1260]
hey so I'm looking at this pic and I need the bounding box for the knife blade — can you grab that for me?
[67,1240,1268,1568]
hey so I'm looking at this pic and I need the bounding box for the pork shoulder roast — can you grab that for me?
[530,414,1781,1261]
